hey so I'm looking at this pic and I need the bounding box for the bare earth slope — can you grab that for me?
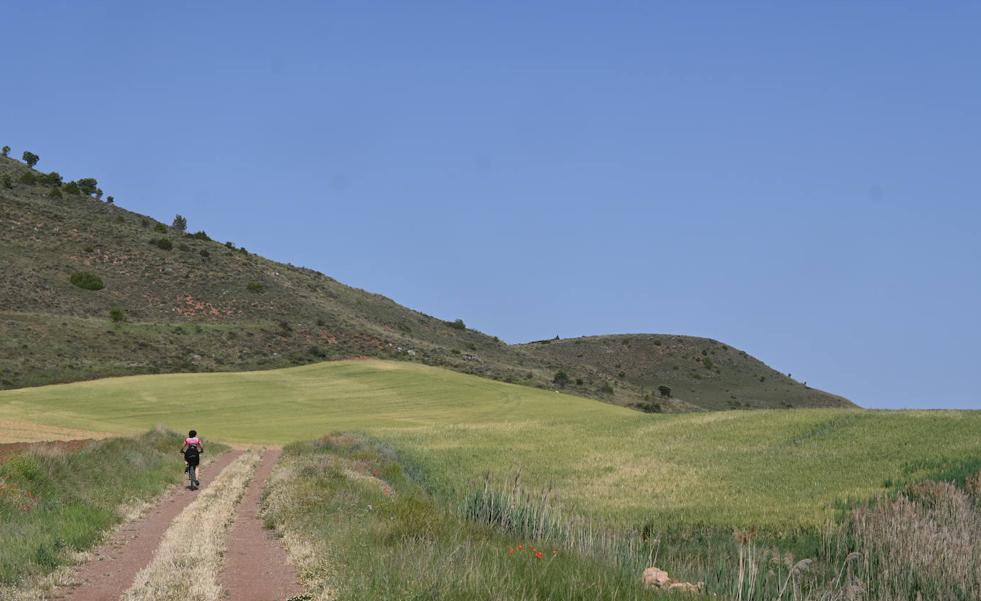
[0,154,851,410]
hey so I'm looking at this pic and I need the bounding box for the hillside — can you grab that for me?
[520,334,851,411]
[0,152,851,410]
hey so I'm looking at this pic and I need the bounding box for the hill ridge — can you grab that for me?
[0,152,852,410]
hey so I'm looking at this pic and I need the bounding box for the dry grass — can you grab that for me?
[0,419,107,443]
[120,450,260,601]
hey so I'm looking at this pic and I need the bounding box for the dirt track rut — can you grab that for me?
[221,449,302,600]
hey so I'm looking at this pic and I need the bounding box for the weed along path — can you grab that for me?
[221,449,302,601]
[55,450,242,601]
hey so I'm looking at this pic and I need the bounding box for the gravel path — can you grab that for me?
[52,451,242,601]
[220,449,302,601]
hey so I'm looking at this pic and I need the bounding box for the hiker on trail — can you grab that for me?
[181,430,204,489]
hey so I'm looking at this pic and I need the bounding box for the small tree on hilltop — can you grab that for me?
[1,145,9,157]
[172,214,188,232]
[106,195,114,204]
[22,151,39,168]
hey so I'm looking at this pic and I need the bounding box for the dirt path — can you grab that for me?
[221,449,302,601]
[53,450,242,601]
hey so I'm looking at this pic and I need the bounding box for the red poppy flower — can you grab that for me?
[535,551,544,559]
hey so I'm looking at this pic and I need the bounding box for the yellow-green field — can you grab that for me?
[1,360,978,529]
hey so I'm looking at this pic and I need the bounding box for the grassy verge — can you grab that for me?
[122,450,260,601]
[265,433,981,601]
[0,429,227,587]
[263,434,709,601]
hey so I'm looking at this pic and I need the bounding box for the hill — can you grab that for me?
[0,152,851,410]
[0,360,975,528]
[520,334,850,411]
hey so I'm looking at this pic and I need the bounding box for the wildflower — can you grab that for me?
[507,548,515,556]
[517,545,524,550]
[535,551,544,559]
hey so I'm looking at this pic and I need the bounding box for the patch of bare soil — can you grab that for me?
[221,449,302,601]
[51,451,242,601]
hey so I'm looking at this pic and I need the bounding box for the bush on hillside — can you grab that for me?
[172,214,187,232]
[246,282,265,293]
[598,382,614,395]
[21,151,39,167]
[70,272,105,291]
[62,181,81,196]
[178,243,190,252]
[1,145,9,157]
[199,249,210,258]
[553,370,570,387]
[1,175,11,189]
[658,385,672,398]
[94,188,103,200]
[188,230,211,241]
[18,172,36,185]
[48,187,63,199]
[153,223,168,234]
[106,195,115,204]
[77,178,98,196]
[150,238,173,251]
[447,319,466,330]
[38,171,63,186]
[109,308,125,323]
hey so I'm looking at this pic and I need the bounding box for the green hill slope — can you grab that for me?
[0,360,975,528]
[0,152,850,410]
[520,334,850,411]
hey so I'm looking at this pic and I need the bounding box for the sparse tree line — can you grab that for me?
[2,146,111,202]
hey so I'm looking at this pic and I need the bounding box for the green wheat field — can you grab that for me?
[2,359,978,530]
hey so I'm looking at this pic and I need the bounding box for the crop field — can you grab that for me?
[1,359,979,530]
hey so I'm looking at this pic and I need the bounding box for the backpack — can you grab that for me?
[184,445,200,463]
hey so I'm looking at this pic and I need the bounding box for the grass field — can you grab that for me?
[1,359,979,529]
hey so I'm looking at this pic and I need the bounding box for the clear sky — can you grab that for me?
[3,2,980,409]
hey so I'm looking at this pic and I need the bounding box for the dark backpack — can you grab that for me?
[184,445,200,463]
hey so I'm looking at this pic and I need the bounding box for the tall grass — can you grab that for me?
[266,433,981,601]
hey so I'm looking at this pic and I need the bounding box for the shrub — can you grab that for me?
[188,231,211,241]
[225,241,235,249]
[702,357,714,370]
[94,188,103,200]
[246,282,265,293]
[658,385,672,398]
[309,345,327,358]
[552,371,570,387]
[153,223,167,233]
[109,308,125,323]
[178,243,190,252]
[77,178,98,196]
[48,187,63,199]
[598,382,614,395]
[18,172,36,185]
[62,181,81,196]
[447,319,466,330]
[70,272,105,291]
[151,238,173,251]
[172,214,187,232]
[1,145,9,157]
[199,249,210,258]
[1,175,11,189]
[106,195,114,204]
[21,151,39,167]
[39,171,62,186]
[140,218,149,228]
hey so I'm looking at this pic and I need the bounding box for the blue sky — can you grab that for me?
[3,2,979,408]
